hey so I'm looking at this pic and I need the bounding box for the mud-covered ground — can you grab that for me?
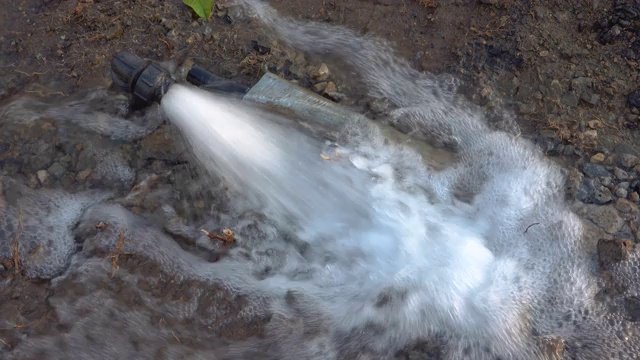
[2,0,640,359]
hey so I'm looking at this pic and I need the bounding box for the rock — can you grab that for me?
[614,167,629,180]
[577,178,597,202]
[619,182,631,190]
[48,162,66,179]
[616,187,629,199]
[628,91,640,108]
[367,98,392,114]
[36,170,49,184]
[593,187,614,204]
[580,92,600,106]
[588,205,624,234]
[582,163,610,178]
[630,191,640,203]
[310,63,330,81]
[613,167,629,180]
[601,176,613,187]
[288,64,306,79]
[583,130,598,139]
[587,120,601,129]
[138,126,184,162]
[590,153,605,163]
[323,81,337,94]
[561,91,579,107]
[620,154,639,168]
[597,238,629,268]
[624,297,640,322]
[616,198,637,213]
[313,82,328,93]
[571,77,593,96]
[76,169,92,182]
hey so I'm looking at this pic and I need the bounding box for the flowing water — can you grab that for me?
[2,1,640,359]
[159,1,640,358]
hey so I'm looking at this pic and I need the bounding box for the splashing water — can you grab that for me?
[3,1,639,359]
[156,2,636,359]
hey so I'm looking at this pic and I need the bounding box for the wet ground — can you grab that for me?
[2,0,640,359]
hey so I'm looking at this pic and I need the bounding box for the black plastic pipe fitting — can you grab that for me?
[111,51,249,105]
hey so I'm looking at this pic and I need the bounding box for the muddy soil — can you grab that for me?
[2,0,640,359]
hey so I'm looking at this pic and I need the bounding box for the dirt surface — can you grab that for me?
[2,0,640,359]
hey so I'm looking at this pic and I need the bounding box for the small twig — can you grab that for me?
[524,222,541,234]
[12,209,24,275]
[159,38,173,51]
[171,331,181,343]
[24,90,67,97]
[110,233,125,278]
[14,69,48,76]
[0,338,11,349]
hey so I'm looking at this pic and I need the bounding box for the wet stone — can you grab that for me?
[47,162,66,179]
[624,297,640,322]
[313,82,328,93]
[367,98,392,114]
[76,169,92,182]
[310,63,330,81]
[597,238,629,268]
[621,154,639,168]
[578,178,597,202]
[593,187,614,204]
[614,167,630,180]
[589,205,624,234]
[36,170,49,185]
[590,153,605,163]
[582,163,610,178]
[616,198,637,213]
[616,187,629,199]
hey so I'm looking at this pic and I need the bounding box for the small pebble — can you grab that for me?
[587,120,601,129]
[76,169,92,182]
[36,169,49,184]
[311,63,330,81]
[313,82,328,93]
[630,192,640,203]
[590,153,605,163]
[614,167,629,181]
[616,187,628,198]
[323,81,337,94]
